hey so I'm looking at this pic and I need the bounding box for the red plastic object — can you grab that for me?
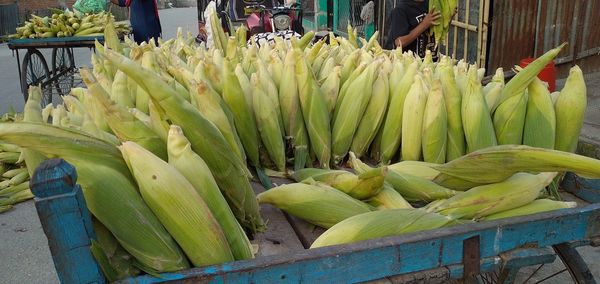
[519,58,557,92]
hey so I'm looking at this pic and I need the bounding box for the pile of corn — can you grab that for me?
[0,18,597,280]
[0,112,32,214]
[9,10,129,39]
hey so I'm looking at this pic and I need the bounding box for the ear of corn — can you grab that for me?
[22,86,47,176]
[421,79,447,164]
[523,78,556,149]
[102,49,264,233]
[311,209,452,248]
[366,184,413,210]
[483,68,504,112]
[380,61,419,164]
[252,75,286,172]
[147,100,170,143]
[256,59,284,131]
[295,51,331,168]
[428,172,556,219]
[292,167,386,200]
[493,90,528,145]
[120,141,234,266]
[351,68,390,158]
[319,66,342,115]
[349,152,456,202]
[434,145,600,183]
[432,173,486,191]
[494,43,566,111]
[481,199,577,221]
[388,160,440,180]
[437,60,466,161]
[555,66,587,153]
[0,122,189,273]
[462,65,497,153]
[401,74,428,161]
[167,125,253,261]
[334,62,368,120]
[90,218,140,282]
[223,59,261,168]
[332,62,378,164]
[111,70,135,108]
[256,183,372,228]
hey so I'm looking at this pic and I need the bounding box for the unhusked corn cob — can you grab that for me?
[334,62,368,118]
[434,145,600,184]
[437,58,465,161]
[555,66,587,153]
[366,184,412,210]
[223,59,261,168]
[388,161,440,180]
[319,66,342,115]
[252,75,286,172]
[256,183,371,228]
[332,62,378,164]
[351,67,390,158]
[462,65,497,153]
[523,78,556,149]
[350,152,457,202]
[292,167,386,200]
[401,74,428,161]
[120,141,234,266]
[0,122,189,272]
[493,89,528,145]
[428,172,556,219]
[422,79,447,164]
[432,174,485,191]
[256,59,284,131]
[102,49,264,233]
[380,61,419,164]
[311,209,452,248]
[167,125,253,260]
[22,86,47,176]
[481,199,577,221]
[279,50,309,170]
[494,43,566,111]
[295,51,331,168]
[111,70,135,108]
[483,68,504,112]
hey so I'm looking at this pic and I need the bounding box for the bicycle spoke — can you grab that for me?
[522,264,545,284]
[532,268,567,284]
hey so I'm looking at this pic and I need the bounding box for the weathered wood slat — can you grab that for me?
[250,181,304,257]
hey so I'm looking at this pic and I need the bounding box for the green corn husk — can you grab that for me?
[351,68,390,158]
[494,43,566,111]
[311,209,453,248]
[120,141,234,266]
[483,68,505,112]
[295,51,331,168]
[102,49,264,233]
[167,125,253,260]
[388,160,440,180]
[493,89,528,145]
[147,100,170,143]
[437,59,465,161]
[256,59,284,131]
[223,59,260,168]
[555,66,587,153]
[462,66,497,153]
[256,182,371,228]
[320,66,342,115]
[292,167,386,200]
[421,79,447,164]
[0,181,29,198]
[434,145,600,184]
[550,91,560,105]
[8,171,28,186]
[279,50,309,170]
[428,172,557,219]
[366,184,413,210]
[22,87,47,176]
[0,152,20,164]
[332,62,378,164]
[252,75,286,172]
[0,189,33,206]
[111,70,135,108]
[0,205,12,213]
[0,122,189,272]
[432,174,486,191]
[81,69,168,160]
[335,63,368,115]
[90,218,140,282]
[401,74,428,161]
[481,199,577,221]
[380,61,419,164]
[523,78,556,149]
[350,152,457,202]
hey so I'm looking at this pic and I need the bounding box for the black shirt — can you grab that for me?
[384,0,438,60]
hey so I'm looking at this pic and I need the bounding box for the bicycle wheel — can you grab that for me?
[51,47,75,97]
[20,49,52,106]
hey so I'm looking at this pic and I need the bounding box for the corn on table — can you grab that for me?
[7,36,104,106]
[28,155,600,283]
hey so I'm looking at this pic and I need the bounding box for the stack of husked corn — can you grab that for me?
[0,111,32,213]
[0,15,597,280]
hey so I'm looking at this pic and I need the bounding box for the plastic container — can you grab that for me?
[519,58,557,92]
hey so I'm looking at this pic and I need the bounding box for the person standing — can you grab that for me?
[111,0,162,44]
[384,0,440,60]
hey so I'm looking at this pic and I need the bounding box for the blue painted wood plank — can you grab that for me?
[120,204,600,283]
[31,159,105,284]
[563,172,600,203]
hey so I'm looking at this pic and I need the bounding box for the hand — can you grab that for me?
[422,9,441,28]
